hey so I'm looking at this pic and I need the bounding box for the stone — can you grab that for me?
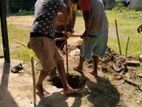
[139,54,142,62]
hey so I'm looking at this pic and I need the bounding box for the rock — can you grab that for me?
[138,73,142,78]
[102,66,109,73]
[136,100,141,104]
[125,60,140,67]
[139,54,142,62]
[113,64,125,73]
[68,39,82,48]
[69,48,80,56]
[125,73,131,79]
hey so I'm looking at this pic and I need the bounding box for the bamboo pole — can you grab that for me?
[64,19,69,74]
[14,39,27,47]
[31,56,37,107]
[115,19,122,55]
[125,37,130,57]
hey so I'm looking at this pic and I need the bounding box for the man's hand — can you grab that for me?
[60,3,70,20]
[81,30,88,39]
[137,24,142,33]
[55,12,66,25]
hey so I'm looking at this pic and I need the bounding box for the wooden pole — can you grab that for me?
[125,37,130,57]
[14,39,27,47]
[65,19,69,74]
[31,56,36,107]
[0,0,10,63]
[115,19,122,55]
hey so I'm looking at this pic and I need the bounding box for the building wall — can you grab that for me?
[129,0,142,10]
[103,0,116,10]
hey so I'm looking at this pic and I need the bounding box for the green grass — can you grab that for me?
[9,10,34,16]
[0,6,142,63]
[107,10,142,56]
[105,0,142,56]
[0,23,35,62]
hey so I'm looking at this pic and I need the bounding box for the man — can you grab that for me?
[28,0,77,97]
[137,24,142,33]
[55,0,77,33]
[73,0,108,77]
[55,0,77,50]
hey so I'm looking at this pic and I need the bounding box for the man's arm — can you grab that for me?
[137,24,142,33]
[79,0,91,38]
[55,1,71,30]
[82,10,91,37]
[60,3,70,21]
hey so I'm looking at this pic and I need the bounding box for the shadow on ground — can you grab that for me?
[85,76,120,107]
[37,76,120,107]
[0,62,19,107]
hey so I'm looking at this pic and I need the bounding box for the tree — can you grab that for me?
[9,0,36,13]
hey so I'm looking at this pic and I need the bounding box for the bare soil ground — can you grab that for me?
[0,16,142,107]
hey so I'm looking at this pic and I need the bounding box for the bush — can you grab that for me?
[9,0,36,13]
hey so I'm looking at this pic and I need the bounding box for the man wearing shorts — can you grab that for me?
[73,0,108,77]
[28,0,77,97]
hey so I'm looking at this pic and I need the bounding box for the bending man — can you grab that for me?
[73,0,108,77]
[28,0,77,97]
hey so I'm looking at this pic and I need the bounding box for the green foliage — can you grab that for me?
[10,10,34,16]
[9,0,36,13]
[113,0,129,11]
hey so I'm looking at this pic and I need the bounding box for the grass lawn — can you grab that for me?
[107,10,142,56]
[0,7,142,63]
[0,21,34,62]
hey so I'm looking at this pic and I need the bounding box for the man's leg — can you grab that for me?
[55,47,78,95]
[91,55,99,77]
[35,54,52,98]
[56,58,78,95]
[73,56,84,73]
[29,37,52,98]
[36,70,49,97]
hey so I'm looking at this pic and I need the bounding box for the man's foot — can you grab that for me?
[63,87,79,95]
[36,84,50,96]
[73,66,83,73]
[36,84,44,98]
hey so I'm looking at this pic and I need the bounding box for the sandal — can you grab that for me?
[11,63,23,73]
